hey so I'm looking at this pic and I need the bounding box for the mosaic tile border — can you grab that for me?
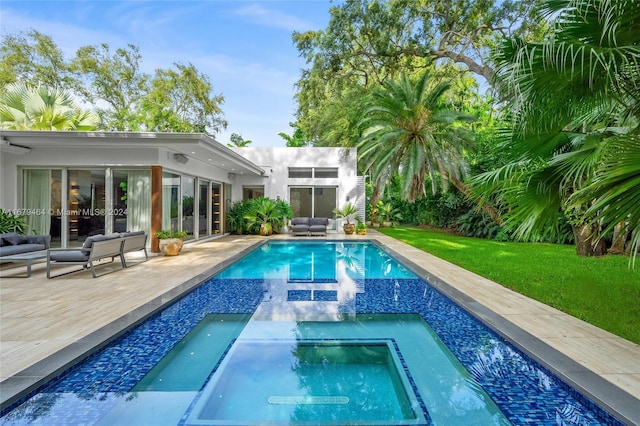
[0,241,629,425]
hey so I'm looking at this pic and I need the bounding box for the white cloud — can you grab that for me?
[233,3,314,32]
[0,1,324,147]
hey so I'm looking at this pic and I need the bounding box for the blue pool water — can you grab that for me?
[0,241,623,425]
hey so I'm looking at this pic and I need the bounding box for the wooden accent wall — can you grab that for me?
[151,165,163,253]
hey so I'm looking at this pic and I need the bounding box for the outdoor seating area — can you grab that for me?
[46,231,148,278]
[0,233,50,257]
[0,232,638,424]
[290,217,329,236]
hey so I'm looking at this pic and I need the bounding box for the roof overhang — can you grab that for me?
[0,131,265,176]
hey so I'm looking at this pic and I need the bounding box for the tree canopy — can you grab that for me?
[292,0,544,146]
[474,0,640,257]
[1,30,226,134]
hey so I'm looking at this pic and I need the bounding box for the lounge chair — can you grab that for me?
[46,234,124,278]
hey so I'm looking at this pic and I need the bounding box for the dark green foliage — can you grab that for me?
[456,210,504,240]
[226,200,252,235]
[154,229,187,239]
[382,189,469,228]
[380,226,640,344]
[0,210,29,234]
[228,198,293,235]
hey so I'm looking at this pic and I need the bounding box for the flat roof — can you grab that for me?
[0,130,266,177]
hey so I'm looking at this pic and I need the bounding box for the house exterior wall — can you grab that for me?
[1,146,239,209]
[233,147,362,227]
[0,134,362,248]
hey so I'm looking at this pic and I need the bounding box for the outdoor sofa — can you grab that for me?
[290,217,329,236]
[46,231,148,278]
[0,232,51,257]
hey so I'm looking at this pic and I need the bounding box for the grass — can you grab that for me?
[378,226,640,344]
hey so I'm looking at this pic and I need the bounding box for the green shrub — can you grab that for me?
[0,210,28,234]
[154,229,187,239]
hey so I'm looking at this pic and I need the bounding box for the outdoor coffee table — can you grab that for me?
[0,250,48,278]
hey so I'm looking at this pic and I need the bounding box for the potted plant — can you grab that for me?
[333,202,358,235]
[154,229,187,256]
[244,197,283,236]
[356,219,368,235]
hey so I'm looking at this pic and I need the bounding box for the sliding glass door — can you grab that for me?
[68,170,106,243]
[289,186,337,228]
[22,169,62,247]
[113,170,151,235]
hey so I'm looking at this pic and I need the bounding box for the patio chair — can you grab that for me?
[46,234,124,278]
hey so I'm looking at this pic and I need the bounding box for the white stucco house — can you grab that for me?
[0,131,364,252]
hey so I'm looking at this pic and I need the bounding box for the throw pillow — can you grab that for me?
[3,234,28,245]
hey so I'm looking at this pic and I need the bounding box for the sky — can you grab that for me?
[0,0,334,147]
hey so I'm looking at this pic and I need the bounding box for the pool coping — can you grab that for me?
[375,239,640,426]
[0,241,266,411]
[1,236,638,425]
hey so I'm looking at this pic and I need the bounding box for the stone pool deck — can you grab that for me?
[1,231,639,424]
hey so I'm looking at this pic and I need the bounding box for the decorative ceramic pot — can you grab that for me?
[260,223,273,236]
[158,238,184,256]
[356,228,367,235]
[343,223,356,235]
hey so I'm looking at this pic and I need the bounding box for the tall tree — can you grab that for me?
[141,63,226,134]
[71,43,149,131]
[474,0,640,257]
[0,82,98,130]
[0,30,76,91]
[358,70,502,223]
[292,0,543,145]
[278,123,308,147]
[228,133,252,147]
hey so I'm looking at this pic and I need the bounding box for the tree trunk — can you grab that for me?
[370,181,383,224]
[609,221,629,255]
[572,223,607,257]
[446,174,504,226]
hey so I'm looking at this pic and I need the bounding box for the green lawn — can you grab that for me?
[378,226,640,344]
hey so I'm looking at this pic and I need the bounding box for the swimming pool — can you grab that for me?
[0,241,623,425]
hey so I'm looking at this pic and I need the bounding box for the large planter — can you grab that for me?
[158,238,184,256]
[343,223,356,235]
[260,223,273,236]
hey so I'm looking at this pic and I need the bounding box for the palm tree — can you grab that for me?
[476,0,640,257]
[227,132,252,147]
[0,82,99,130]
[358,70,503,224]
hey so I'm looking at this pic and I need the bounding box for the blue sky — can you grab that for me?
[0,1,333,146]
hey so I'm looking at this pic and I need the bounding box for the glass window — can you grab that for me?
[199,180,209,237]
[113,170,151,235]
[290,187,312,217]
[314,168,338,178]
[243,186,264,200]
[288,168,313,178]
[68,169,106,244]
[22,169,62,247]
[314,187,336,218]
[182,176,195,240]
[162,172,180,233]
[212,183,222,234]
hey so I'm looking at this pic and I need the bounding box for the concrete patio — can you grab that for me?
[1,231,639,424]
